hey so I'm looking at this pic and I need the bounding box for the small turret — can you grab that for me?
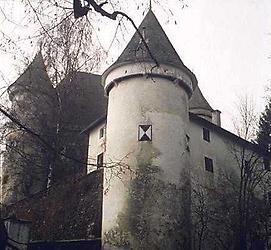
[189,86,222,126]
[189,86,213,121]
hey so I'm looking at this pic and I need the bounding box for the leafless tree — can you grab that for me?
[0,0,188,205]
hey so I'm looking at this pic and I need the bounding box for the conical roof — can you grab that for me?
[103,10,197,90]
[8,52,54,100]
[115,10,185,67]
[189,86,213,111]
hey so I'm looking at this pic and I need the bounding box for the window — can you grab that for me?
[203,128,210,142]
[138,125,152,141]
[99,127,105,139]
[97,153,103,168]
[185,134,190,152]
[264,158,270,171]
[204,157,213,172]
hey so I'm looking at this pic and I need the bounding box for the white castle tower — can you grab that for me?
[101,10,197,249]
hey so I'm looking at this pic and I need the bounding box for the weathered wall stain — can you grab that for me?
[105,153,191,249]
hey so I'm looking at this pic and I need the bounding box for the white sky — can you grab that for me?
[166,0,271,132]
[1,0,271,133]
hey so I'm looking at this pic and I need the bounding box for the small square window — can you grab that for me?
[97,153,103,168]
[138,125,152,141]
[204,157,213,172]
[203,128,210,142]
[264,158,270,171]
[99,127,105,139]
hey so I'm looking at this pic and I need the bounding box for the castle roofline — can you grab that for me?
[56,71,101,87]
[57,72,107,130]
[189,112,271,158]
[80,114,107,134]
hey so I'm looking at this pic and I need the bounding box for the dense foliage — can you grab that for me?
[257,101,271,152]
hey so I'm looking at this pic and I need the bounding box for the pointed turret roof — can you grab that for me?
[115,10,185,67]
[8,52,54,100]
[104,10,197,90]
[189,86,213,111]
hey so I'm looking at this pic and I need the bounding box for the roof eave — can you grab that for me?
[189,112,271,158]
[102,60,198,91]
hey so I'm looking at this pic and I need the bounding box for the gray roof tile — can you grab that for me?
[189,86,213,111]
[115,10,185,67]
[8,52,54,100]
[103,10,198,91]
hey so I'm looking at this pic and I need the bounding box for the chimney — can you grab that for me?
[212,110,221,127]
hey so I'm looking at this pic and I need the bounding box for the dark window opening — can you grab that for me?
[205,157,213,172]
[99,127,104,139]
[264,158,270,171]
[97,153,103,168]
[203,128,210,142]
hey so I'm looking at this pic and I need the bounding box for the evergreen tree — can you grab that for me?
[257,101,271,152]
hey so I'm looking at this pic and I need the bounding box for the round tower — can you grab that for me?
[102,10,197,249]
[2,52,57,205]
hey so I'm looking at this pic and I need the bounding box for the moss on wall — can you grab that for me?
[104,158,191,249]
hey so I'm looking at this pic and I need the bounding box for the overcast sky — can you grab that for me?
[166,0,271,132]
[1,0,271,133]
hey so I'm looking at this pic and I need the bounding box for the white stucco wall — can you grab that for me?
[188,117,266,188]
[87,122,106,173]
[102,62,193,242]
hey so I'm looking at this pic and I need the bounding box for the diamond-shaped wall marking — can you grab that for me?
[138,125,152,141]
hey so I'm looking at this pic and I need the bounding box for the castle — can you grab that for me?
[2,9,270,250]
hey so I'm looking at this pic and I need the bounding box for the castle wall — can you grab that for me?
[189,119,229,183]
[87,122,106,173]
[188,118,263,184]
